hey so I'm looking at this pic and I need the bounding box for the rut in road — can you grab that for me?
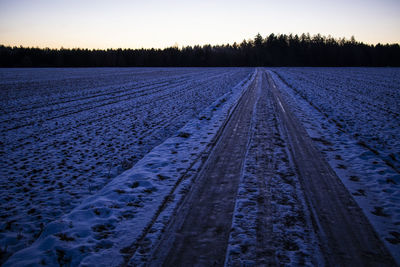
[147,70,261,266]
[225,70,320,266]
[266,70,396,266]
[138,69,396,266]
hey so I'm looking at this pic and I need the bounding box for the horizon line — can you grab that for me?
[2,33,399,51]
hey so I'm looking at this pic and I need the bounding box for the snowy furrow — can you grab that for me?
[0,68,205,107]
[0,68,253,262]
[273,68,400,173]
[269,69,400,261]
[3,70,255,266]
[0,70,232,130]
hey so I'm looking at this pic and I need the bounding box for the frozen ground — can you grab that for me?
[271,67,400,260]
[225,71,320,266]
[0,67,253,262]
[272,68,400,172]
[1,67,399,265]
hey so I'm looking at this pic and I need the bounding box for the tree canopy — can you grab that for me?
[1,33,399,67]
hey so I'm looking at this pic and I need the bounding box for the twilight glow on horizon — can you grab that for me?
[0,0,399,49]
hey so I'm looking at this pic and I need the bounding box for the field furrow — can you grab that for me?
[0,67,252,262]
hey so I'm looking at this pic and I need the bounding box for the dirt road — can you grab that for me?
[147,70,260,266]
[141,69,395,266]
[266,71,395,266]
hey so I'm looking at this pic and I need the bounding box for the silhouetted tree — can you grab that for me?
[0,33,399,67]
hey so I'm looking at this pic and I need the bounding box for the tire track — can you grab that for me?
[267,71,396,266]
[143,70,259,266]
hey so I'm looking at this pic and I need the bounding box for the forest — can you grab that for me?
[1,33,399,67]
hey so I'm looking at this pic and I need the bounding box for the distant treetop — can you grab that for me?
[1,33,399,67]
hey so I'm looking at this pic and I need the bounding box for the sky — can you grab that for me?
[0,0,399,49]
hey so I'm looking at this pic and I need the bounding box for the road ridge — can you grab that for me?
[267,70,396,266]
[130,69,396,266]
[145,69,260,266]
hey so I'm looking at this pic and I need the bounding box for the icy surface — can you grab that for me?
[270,68,400,261]
[0,67,253,262]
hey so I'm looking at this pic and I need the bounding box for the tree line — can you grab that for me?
[1,33,399,67]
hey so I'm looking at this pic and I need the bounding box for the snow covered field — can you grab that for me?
[1,67,399,265]
[0,67,253,262]
[271,68,400,259]
[273,68,400,172]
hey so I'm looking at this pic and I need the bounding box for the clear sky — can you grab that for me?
[0,0,399,49]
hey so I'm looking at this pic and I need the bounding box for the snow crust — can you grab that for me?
[0,67,252,261]
[3,69,255,266]
[270,68,400,261]
[225,73,321,266]
[2,67,398,264]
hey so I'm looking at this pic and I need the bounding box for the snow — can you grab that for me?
[269,68,400,261]
[0,67,253,263]
[2,67,399,264]
[225,73,321,266]
[2,68,255,266]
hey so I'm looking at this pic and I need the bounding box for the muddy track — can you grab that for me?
[266,71,396,266]
[133,69,396,266]
[146,70,260,266]
[253,77,276,265]
[225,70,321,266]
